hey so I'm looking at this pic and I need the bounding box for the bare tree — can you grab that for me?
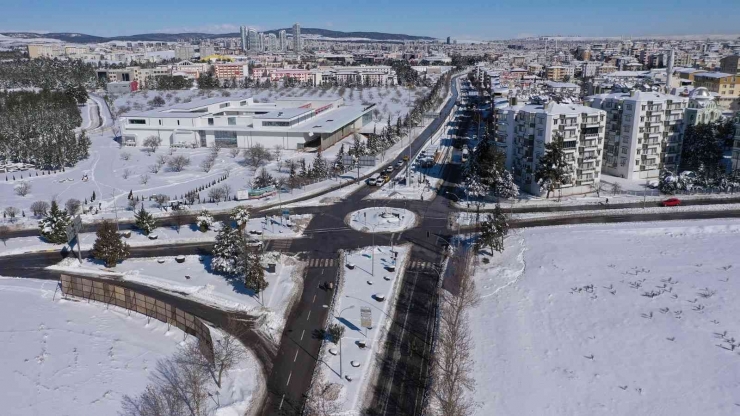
[430,248,479,416]
[207,186,227,203]
[120,151,132,161]
[200,158,215,173]
[172,208,188,234]
[14,181,31,197]
[152,194,170,210]
[0,225,9,246]
[220,184,232,201]
[273,144,284,172]
[611,182,622,196]
[305,377,342,416]
[210,319,247,388]
[127,198,138,211]
[65,199,81,215]
[122,168,132,179]
[30,200,50,217]
[139,173,150,185]
[3,207,19,221]
[168,155,191,172]
[242,144,272,167]
[229,147,240,158]
[143,136,162,154]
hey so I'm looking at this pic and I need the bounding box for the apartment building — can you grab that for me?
[495,101,607,196]
[545,65,574,81]
[692,72,739,109]
[213,64,248,80]
[720,55,740,75]
[587,91,688,180]
[27,44,62,58]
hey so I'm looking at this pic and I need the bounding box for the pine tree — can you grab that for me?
[91,220,129,267]
[134,204,156,235]
[39,200,71,243]
[196,210,214,232]
[92,190,96,201]
[334,144,345,171]
[493,169,519,199]
[211,225,245,275]
[311,151,329,180]
[535,135,570,198]
[231,206,250,230]
[475,205,509,255]
[244,250,268,294]
[128,190,133,200]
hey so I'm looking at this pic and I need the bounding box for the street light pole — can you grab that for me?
[337,305,356,378]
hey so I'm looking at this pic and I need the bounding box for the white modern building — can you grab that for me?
[684,87,723,127]
[120,97,375,151]
[292,23,302,51]
[494,101,607,196]
[587,91,689,179]
[279,30,287,52]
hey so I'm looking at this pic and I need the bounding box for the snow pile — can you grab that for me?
[347,207,416,233]
[470,219,740,415]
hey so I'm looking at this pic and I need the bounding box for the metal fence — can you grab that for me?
[60,273,215,364]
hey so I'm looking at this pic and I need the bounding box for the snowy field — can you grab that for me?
[0,277,260,416]
[470,219,740,415]
[347,207,417,233]
[0,214,311,258]
[319,245,411,413]
[50,252,303,340]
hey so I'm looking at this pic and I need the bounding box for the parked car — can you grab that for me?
[647,180,659,189]
[661,198,681,207]
[385,165,394,174]
[396,160,404,168]
[366,177,377,186]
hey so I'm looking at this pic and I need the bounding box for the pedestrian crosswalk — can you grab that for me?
[267,239,292,252]
[407,260,439,272]
[306,258,337,268]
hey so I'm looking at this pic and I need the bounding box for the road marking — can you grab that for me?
[286,371,292,386]
[301,329,305,340]
[279,394,285,410]
[312,294,316,303]
[294,349,299,362]
[307,310,312,320]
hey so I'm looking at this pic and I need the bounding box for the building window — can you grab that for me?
[177,120,180,125]
[208,118,214,126]
[214,130,237,147]
[228,117,236,126]
[158,120,162,125]
[128,119,146,125]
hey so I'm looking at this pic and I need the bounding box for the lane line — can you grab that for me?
[294,349,299,362]
[279,394,285,410]
[307,310,312,320]
[301,329,305,340]
[286,371,292,386]
[312,294,316,303]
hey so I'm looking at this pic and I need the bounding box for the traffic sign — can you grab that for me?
[360,307,372,329]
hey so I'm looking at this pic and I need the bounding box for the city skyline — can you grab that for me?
[2,0,740,41]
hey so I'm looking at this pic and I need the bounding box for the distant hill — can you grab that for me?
[1,28,436,44]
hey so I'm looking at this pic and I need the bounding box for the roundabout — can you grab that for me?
[346,207,417,233]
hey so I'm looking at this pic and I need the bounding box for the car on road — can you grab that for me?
[396,160,404,168]
[366,177,377,186]
[385,166,394,174]
[661,198,681,207]
[403,155,409,161]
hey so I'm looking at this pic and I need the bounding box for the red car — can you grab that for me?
[662,198,681,207]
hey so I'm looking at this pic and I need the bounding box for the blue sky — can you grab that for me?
[2,0,740,40]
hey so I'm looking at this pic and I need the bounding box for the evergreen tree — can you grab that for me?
[244,250,268,294]
[535,135,570,198]
[475,205,509,255]
[231,206,250,230]
[252,168,275,189]
[211,225,244,275]
[288,161,299,190]
[334,144,345,171]
[39,200,71,243]
[196,209,214,231]
[680,122,724,181]
[134,204,156,235]
[311,150,329,180]
[91,220,129,267]
[493,169,519,199]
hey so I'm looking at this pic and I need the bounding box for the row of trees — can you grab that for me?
[0,58,97,90]
[465,138,519,199]
[0,90,91,169]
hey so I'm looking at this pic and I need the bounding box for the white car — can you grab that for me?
[366,178,377,186]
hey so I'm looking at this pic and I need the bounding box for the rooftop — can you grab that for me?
[694,72,735,79]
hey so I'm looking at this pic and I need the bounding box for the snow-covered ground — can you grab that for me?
[347,207,417,233]
[49,252,303,341]
[318,245,412,413]
[0,277,261,416]
[0,214,311,258]
[470,219,740,415]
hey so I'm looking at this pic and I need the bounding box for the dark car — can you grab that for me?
[661,198,681,207]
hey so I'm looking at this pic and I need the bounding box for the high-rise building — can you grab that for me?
[587,91,688,179]
[293,23,302,51]
[446,37,451,45]
[247,28,259,52]
[279,30,287,52]
[732,111,740,172]
[495,101,607,196]
[240,26,247,52]
[267,33,278,52]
